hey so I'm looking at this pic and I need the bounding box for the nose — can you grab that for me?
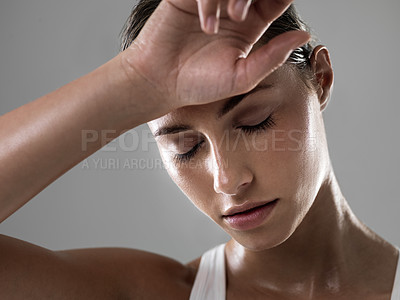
[210,146,254,196]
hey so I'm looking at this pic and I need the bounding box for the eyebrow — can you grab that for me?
[154,125,192,137]
[217,83,273,119]
[154,83,274,137]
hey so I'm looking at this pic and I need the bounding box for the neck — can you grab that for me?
[225,168,396,298]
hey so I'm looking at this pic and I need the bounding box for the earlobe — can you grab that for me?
[310,45,334,111]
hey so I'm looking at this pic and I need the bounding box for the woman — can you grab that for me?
[0,0,399,299]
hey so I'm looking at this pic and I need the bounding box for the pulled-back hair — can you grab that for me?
[120,1,316,85]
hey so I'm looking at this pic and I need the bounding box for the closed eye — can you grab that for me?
[174,140,205,164]
[172,114,276,163]
[238,114,276,135]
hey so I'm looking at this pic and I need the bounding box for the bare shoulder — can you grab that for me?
[186,256,201,272]
[0,234,196,299]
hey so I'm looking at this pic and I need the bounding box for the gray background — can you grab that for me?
[0,0,399,263]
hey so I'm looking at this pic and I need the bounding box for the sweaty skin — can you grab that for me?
[149,61,398,300]
[0,0,398,299]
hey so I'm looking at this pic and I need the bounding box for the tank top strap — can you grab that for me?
[189,243,226,300]
[189,243,400,299]
[391,245,400,300]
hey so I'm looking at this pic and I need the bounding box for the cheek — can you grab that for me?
[249,97,325,211]
[275,97,327,222]
[161,152,216,215]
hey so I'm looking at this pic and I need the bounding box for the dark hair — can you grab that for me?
[120,1,316,86]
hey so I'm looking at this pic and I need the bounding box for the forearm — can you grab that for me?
[0,53,164,223]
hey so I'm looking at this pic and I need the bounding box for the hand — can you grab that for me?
[121,0,310,110]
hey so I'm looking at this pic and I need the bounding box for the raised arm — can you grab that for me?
[0,0,308,223]
[0,0,310,298]
[0,55,163,223]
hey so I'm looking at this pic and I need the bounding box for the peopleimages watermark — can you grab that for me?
[81,128,318,153]
[81,157,165,170]
[81,156,230,170]
[80,128,318,170]
[81,129,156,152]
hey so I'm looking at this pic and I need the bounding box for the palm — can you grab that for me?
[126,0,308,108]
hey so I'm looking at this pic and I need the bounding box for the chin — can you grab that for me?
[230,223,296,252]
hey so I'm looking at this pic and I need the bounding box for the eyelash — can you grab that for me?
[174,140,205,164]
[238,114,276,135]
[173,114,276,164]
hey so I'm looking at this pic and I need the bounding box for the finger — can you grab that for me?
[227,0,251,22]
[197,0,221,34]
[253,0,293,23]
[234,30,310,91]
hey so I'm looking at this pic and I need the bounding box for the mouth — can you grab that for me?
[222,199,279,231]
[223,199,279,216]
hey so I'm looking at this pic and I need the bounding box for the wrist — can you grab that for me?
[114,48,173,124]
[88,50,172,134]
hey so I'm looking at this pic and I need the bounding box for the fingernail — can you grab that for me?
[206,15,218,34]
[234,0,250,21]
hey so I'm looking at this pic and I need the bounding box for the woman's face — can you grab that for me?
[148,65,330,250]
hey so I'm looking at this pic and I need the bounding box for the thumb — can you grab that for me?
[234,30,310,92]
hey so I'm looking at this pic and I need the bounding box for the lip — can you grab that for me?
[223,198,278,216]
[222,199,279,231]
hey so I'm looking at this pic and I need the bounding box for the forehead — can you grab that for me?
[148,65,300,133]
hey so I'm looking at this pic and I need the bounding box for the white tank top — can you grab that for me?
[189,244,400,300]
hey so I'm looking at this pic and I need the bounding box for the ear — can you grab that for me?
[310,45,334,111]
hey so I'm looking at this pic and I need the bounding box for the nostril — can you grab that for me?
[239,181,250,188]
[210,148,253,195]
[238,181,250,190]
[213,170,253,196]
